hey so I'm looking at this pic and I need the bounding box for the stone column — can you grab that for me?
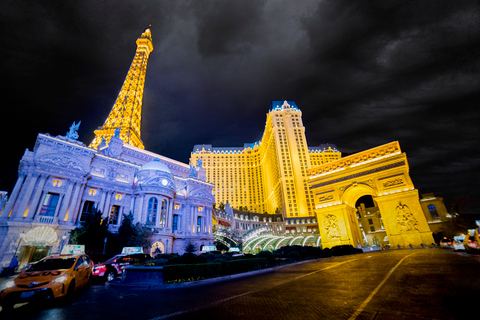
[58,181,75,223]
[98,190,107,215]
[71,182,87,224]
[53,194,64,221]
[24,174,48,220]
[206,208,212,234]
[65,182,82,223]
[167,199,174,228]
[14,173,39,220]
[1,173,26,218]
[103,191,112,220]
[136,193,145,223]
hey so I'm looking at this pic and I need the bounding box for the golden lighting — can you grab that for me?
[89,29,154,150]
[52,179,62,187]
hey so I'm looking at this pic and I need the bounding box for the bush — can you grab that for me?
[162,258,268,283]
[163,263,222,283]
[331,245,362,256]
[256,251,276,265]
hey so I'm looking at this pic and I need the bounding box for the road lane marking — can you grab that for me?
[348,253,415,320]
[149,259,357,320]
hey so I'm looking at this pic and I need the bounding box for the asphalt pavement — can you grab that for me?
[1,248,479,320]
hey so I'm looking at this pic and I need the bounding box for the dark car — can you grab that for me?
[92,253,151,281]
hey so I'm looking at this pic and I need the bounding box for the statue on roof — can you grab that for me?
[66,121,81,140]
[189,164,197,178]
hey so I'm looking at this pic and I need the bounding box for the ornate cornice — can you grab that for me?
[308,141,401,179]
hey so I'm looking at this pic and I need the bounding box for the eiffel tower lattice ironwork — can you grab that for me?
[89,28,153,150]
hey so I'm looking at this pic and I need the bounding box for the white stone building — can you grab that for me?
[0,132,215,269]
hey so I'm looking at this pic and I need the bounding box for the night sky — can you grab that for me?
[1,1,479,210]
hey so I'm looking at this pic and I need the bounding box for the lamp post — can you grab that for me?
[103,236,107,254]
[60,234,67,254]
[9,231,25,272]
[13,231,25,257]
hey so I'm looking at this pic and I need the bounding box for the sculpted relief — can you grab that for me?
[395,202,419,232]
[324,214,341,240]
[36,153,87,172]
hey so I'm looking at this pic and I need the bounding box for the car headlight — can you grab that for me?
[52,274,68,283]
[4,280,15,289]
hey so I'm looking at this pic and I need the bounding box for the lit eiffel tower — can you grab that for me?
[89,28,153,150]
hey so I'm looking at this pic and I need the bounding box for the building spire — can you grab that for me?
[89,28,154,150]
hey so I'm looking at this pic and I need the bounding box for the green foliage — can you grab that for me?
[218,202,225,211]
[163,258,268,283]
[184,240,196,254]
[163,263,222,283]
[69,208,109,255]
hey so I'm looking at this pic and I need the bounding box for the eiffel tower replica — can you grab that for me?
[89,28,153,150]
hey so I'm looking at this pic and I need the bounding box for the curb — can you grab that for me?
[108,258,324,289]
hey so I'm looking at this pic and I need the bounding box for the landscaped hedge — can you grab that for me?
[163,258,268,283]
[163,262,222,283]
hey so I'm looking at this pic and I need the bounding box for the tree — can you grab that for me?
[218,202,225,211]
[70,208,110,255]
[184,240,196,254]
[111,212,153,252]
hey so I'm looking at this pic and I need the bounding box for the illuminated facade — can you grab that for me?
[89,28,153,150]
[191,100,341,219]
[0,29,214,269]
[307,141,435,249]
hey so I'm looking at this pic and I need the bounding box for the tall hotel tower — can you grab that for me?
[191,100,341,218]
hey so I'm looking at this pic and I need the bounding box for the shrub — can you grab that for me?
[256,251,275,265]
[163,263,222,283]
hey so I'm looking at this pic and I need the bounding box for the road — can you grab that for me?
[2,249,479,320]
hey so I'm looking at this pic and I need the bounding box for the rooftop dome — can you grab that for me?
[140,158,171,174]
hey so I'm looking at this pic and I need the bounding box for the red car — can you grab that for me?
[92,254,151,281]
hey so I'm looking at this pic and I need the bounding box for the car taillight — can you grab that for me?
[93,265,107,275]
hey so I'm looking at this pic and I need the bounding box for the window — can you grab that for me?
[110,205,120,225]
[197,217,202,233]
[81,201,95,221]
[370,226,375,232]
[146,198,158,225]
[428,205,440,220]
[40,193,59,217]
[172,215,178,232]
[368,219,373,225]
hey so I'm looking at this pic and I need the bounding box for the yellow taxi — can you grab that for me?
[0,254,92,311]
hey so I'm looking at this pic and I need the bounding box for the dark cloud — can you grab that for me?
[1,0,479,208]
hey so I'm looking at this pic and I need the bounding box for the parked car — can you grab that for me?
[464,236,480,254]
[92,253,151,281]
[453,238,465,251]
[439,238,453,249]
[0,254,93,312]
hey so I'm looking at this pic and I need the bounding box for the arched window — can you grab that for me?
[159,199,167,227]
[146,197,158,226]
[428,205,440,220]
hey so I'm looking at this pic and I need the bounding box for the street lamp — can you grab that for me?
[10,231,25,271]
[13,231,25,257]
[60,234,67,254]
